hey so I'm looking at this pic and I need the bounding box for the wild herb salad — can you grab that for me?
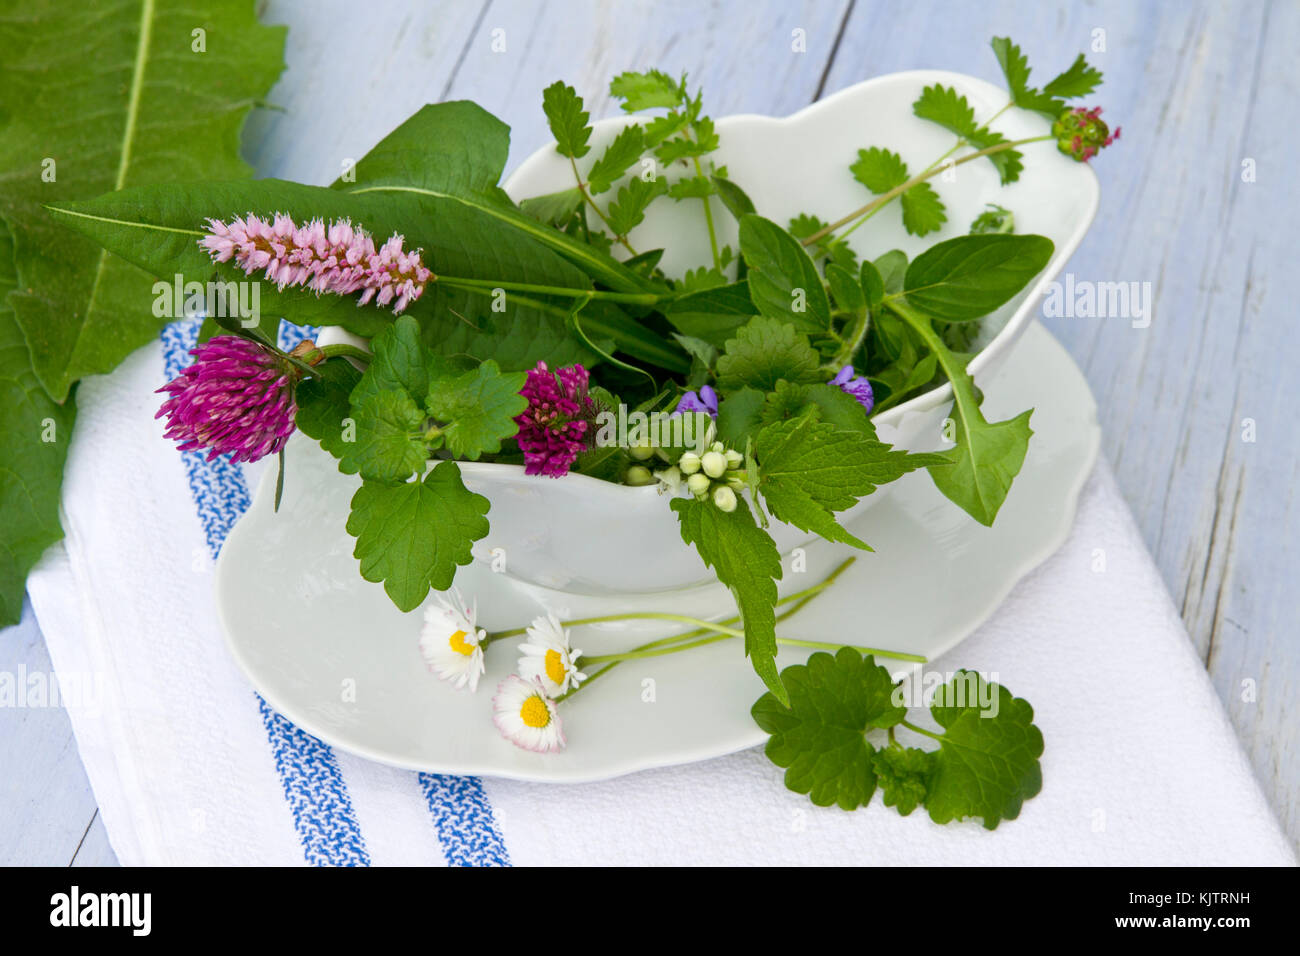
[51,37,1115,826]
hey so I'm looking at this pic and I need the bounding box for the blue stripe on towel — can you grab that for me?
[418,774,511,867]
[162,319,370,867]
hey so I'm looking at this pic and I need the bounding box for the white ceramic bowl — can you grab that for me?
[321,69,1098,594]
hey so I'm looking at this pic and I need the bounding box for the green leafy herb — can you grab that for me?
[586,126,646,195]
[347,461,490,612]
[341,389,430,483]
[715,316,822,391]
[738,215,832,334]
[848,148,946,236]
[672,495,786,704]
[902,233,1054,322]
[426,360,528,460]
[542,81,593,159]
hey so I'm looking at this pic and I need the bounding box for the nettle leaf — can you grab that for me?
[673,495,785,703]
[755,414,942,549]
[925,672,1044,829]
[903,233,1054,322]
[542,81,593,159]
[425,360,527,460]
[912,84,979,138]
[347,461,490,612]
[1042,54,1104,99]
[715,316,822,391]
[341,389,429,483]
[751,649,906,810]
[295,357,363,469]
[0,0,286,401]
[586,125,646,195]
[760,381,875,438]
[605,176,667,237]
[609,69,682,111]
[738,214,831,334]
[872,746,933,816]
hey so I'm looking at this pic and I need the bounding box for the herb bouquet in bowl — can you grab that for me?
[52,37,1115,821]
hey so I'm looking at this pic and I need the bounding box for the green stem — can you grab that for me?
[583,634,925,665]
[436,275,664,306]
[569,156,637,256]
[692,155,722,272]
[900,718,944,742]
[801,134,1053,247]
[318,343,371,364]
[831,307,871,369]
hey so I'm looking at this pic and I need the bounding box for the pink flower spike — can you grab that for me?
[199,213,435,314]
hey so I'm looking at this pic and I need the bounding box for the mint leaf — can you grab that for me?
[755,414,943,549]
[912,84,978,138]
[738,215,831,334]
[542,81,592,159]
[347,462,490,612]
[341,389,429,483]
[873,746,933,816]
[751,649,906,810]
[426,360,528,460]
[1042,54,1104,99]
[586,125,646,195]
[606,177,667,237]
[609,70,682,111]
[925,672,1044,829]
[672,495,785,705]
[903,233,1054,322]
[715,316,822,391]
[295,357,363,469]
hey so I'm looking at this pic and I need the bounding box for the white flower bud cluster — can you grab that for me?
[670,441,745,512]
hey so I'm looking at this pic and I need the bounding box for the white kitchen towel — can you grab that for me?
[27,319,1296,866]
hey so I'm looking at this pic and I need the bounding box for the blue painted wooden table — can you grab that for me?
[2,0,1295,864]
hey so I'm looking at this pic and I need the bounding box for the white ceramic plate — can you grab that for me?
[216,320,1098,782]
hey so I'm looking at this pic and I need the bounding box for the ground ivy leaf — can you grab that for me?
[873,746,934,816]
[426,360,528,460]
[739,214,832,334]
[0,0,286,401]
[542,81,592,159]
[755,414,943,549]
[752,648,907,810]
[586,125,646,195]
[347,461,490,612]
[295,357,363,471]
[912,84,978,139]
[609,69,682,112]
[715,316,822,391]
[350,315,429,406]
[925,672,1045,829]
[341,389,429,483]
[672,495,785,705]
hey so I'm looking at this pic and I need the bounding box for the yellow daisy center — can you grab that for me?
[447,629,474,656]
[519,694,551,729]
[544,648,568,685]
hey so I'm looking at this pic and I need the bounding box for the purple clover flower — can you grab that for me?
[156,335,299,464]
[514,361,598,477]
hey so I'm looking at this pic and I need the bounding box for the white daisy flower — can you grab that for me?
[418,589,486,692]
[517,613,586,696]
[492,675,565,753]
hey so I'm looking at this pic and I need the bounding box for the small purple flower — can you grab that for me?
[514,361,598,477]
[156,335,300,464]
[675,384,718,417]
[831,366,874,413]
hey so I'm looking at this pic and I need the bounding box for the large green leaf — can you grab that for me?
[0,225,75,624]
[902,234,1054,322]
[47,178,604,368]
[0,0,287,401]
